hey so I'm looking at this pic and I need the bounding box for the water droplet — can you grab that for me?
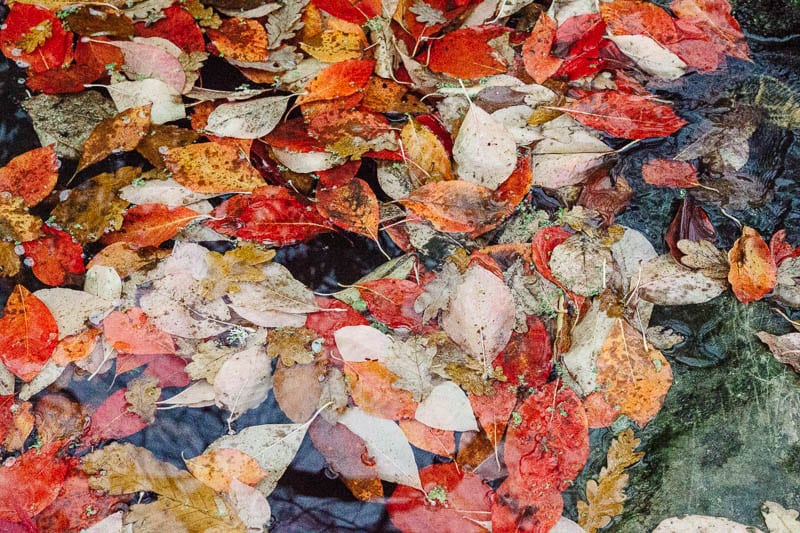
[59,190,71,201]
[0,24,7,30]
[55,159,62,169]
[323,466,339,479]
[10,48,22,57]
[13,245,25,256]
[15,60,29,68]
[158,145,169,154]
[23,257,35,267]
[80,36,90,43]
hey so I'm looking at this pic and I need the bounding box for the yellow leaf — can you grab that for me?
[267,327,317,366]
[0,194,42,242]
[399,119,454,185]
[578,428,644,533]
[0,242,21,277]
[200,242,275,300]
[16,20,52,53]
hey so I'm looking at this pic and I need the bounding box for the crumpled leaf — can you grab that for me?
[76,105,152,173]
[124,374,161,423]
[677,239,729,279]
[0,285,59,382]
[82,442,245,532]
[0,145,58,207]
[339,407,422,489]
[728,226,777,304]
[452,104,517,190]
[266,0,309,49]
[577,428,645,532]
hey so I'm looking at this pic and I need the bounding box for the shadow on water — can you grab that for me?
[2,1,800,530]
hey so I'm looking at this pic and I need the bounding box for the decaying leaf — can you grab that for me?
[452,104,517,190]
[728,226,777,304]
[578,428,645,532]
[76,105,152,173]
[164,142,265,193]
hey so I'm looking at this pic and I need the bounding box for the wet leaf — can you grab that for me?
[415,381,477,432]
[214,344,272,420]
[334,324,393,363]
[563,92,687,139]
[0,3,72,74]
[0,285,59,382]
[398,418,456,456]
[676,239,729,279]
[522,12,562,84]
[33,393,86,445]
[339,407,422,489]
[671,0,750,61]
[76,105,152,174]
[102,308,176,355]
[0,146,58,207]
[107,78,186,125]
[653,515,758,532]
[164,142,264,193]
[756,332,800,374]
[0,194,42,243]
[357,279,427,333]
[21,225,86,286]
[273,358,324,422]
[607,34,687,80]
[549,234,614,296]
[387,463,493,532]
[596,319,673,427]
[453,104,517,190]
[577,428,645,532]
[106,38,187,93]
[400,180,499,233]
[0,242,21,278]
[0,441,70,522]
[728,226,777,304]
[638,254,727,305]
[296,59,374,105]
[316,176,380,240]
[35,287,113,339]
[102,203,200,248]
[185,448,267,492]
[424,26,509,79]
[207,17,268,61]
[345,360,418,420]
[468,382,516,448]
[641,159,700,188]
[762,501,800,533]
[204,96,290,139]
[82,442,245,532]
[124,374,161,423]
[491,468,564,532]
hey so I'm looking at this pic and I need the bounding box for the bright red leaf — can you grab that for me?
[0,3,73,74]
[207,186,334,246]
[26,37,123,94]
[357,279,427,332]
[423,25,509,79]
[563,92,687,139]
[102,203,201,248]
[492,476,563,533]
[522,13,562,84]
[22,225,86,286]
[0,145,58,206]
[387,463,493,533]
[81,388,148,446]
[0,285,58,382]
[134,6,205,52]
[296,59,375,106]
[770,229,800,266]
[469,382,517,448]
[531,226,574,286]
[601,0,680,43]
[493,315,552,388]
[305,296,369,346]
[0,441,70,522]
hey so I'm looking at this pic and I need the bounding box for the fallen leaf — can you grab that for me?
[102,203,200,248]
[164,142,265,193]
[76,105,152,174]
[728,226,777,304]
[204,95,290,139]
[522,12,562,83]
[0,441,70,522]
[638,254,727,305]
[35,287,113,339]
[124,374,161,423]
[0,285,59,382]
[653,515,760,532]
[0,3,72,74]
[492,475,564,533]
[106,38,187,93]
[452,104,517,190]
[33,393,86,444]
[641,159,700,188]
[563,92,687,139]
[207,17,268,61]
[102,308,176,355]
[761,501,800,533]
[400,180,499,233]
[0,194,42,243]
[106,78,186,125]
[424,26,509,79]
[316,176,380,239]
[273,358,324,422]
[184,448,267,492]
[334,325,393,362]
[296,59,374,105]
[357,279,426,332]
[227,478,271,531]
[607,34,687,80]
[82,442,245,532]
[415,381,478,432]
[549,234,614,296]
[213,344,272,420]
[756,332,800,374]
[22,225,86,286]
[345,360,418,420]
[671,0,750,61]
[398,418,456,456]
[399,119,454,184]
[0,145,58,206]
[577,428,645,533]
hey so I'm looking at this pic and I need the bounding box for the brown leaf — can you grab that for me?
[184,448,267,492]
[201,243,275,301]
[124,374,161,423]
[0,194,42,242]
[676,239,729,279]
[164,142,265,193]
[273,358,325,423]
[756,331,800,373]
[267,327,317,367]
[136,124,200,168]
[76,105,152,173]
[0,241,21,277]
[577,428,644,532]
[82,442,245,533]
[399,119,453,185]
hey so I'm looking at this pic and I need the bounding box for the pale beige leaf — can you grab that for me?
[762,501,800,533]
[213,345,272,420]
[414,381,477,432]
[653,515,762,532]
[452,104,516,190]
[334,325,393,363]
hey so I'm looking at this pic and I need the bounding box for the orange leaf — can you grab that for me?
[316,176,379,239]
[0,145,58,206]
[563,92,686,139]
[344,361,418,420]
[0,441,70,521]
[469,382,516,450]
[76,105,152,173]
[296,59,375,106]
[399,180,498,233]
[601,0,680,43]
[596,319,673,427]
[522,13,562,84]
[671,0,750,61]
[0,285,58,382]
[164,142,265,193]
[102,308,176,355]
[641,159,700,188]
[423,25,509,79]
[398,419,455,457]
[728,226,777,303]
[185,448,267,492]
[206,17,268,61]
[22,225,86,286]
[52,329,101,366]
[102,203,200,248]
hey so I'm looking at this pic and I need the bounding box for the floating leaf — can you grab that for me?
[102,308,176,355]
[671,0,750,61]
[400,180,499,233]
[213,344,273,420]
[0,285,58,382]
[563,92,687,139]
[22,225,86,286]
[424,25,509,79]
[273,358,324,422]
[103,203,200,248]
[0,3,72,74]
[334,325,393,363]
[107,79,186,125]
[577,428,645,532]
[204,96,290,139]
[452,104,517,190]
[106,38,187,93]
[76,105,152,174]
[207,17,268,61]
[415,381,478,432]
[0,194,42,243]
[0,145,58,207]
[164,142,264,193]
[0,441,70,522]
[728,226,777,304]
[638,254,727,305]
[296,59,374,105]
[316,176,380,239]
[82,388,148,445]
[522,12,562,83]
[358,279,426,333]
[641,159,700,188]
[549,234,614,296]
[345,360,418,420]
[185,448,267,492]
[756,331,800,374]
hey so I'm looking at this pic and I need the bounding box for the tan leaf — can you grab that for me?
[267,327,316,367]
[77,105,152,173]
[125,374,161,423]
[399,119,453,185]
[0,242,21,277]
[577,428,644,533]
[677,239,729,279]
[201,243,275,300]
[164,142,265,194]
[82,442,245,533]
[0,194,42,242]
[185,448,267,492]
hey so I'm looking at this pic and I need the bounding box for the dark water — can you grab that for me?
[2,3,800,532]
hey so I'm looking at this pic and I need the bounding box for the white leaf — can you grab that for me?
[607,34,687,81]
[653,515,763,533]
[83,511,125,533]
[546,0,597,26]
[227,478,272,531]
[550,516,587,533]
[229,304,307,328]
[107,39,186,94]
[638,255,727,306]
[762,501,800,533]
[107,79,185,125]
[441,265,516,368]
[158,380,216,409]
[35,288,114,338]
[119,178,214,208]
[533,115,611,154]
[414,381,478,431]
[339,407,422,489]
[19,361,65,401]
[532,152,608,188]
[185,87,268,102]
[84,265,122,302]
[217,2,281,17]
[213,345,273,420]
[453,104,517,190]
[491,105,543,146]
[334,325,394,362]
[205,96,290,139]
[0,364,13,396]
[610,226,657,328]
[272,146,345,173]
[561,300,616,396]
[208,421,311,496]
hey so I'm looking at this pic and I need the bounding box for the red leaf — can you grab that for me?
[102,203,200,248]
[728,226,777,304]
[305,296,369,346]
[0,285,58,382]
[400,180,499,233]
[601,0,680,43]
[770,229,800,266]
[26,37,123,94]
[0,145,58,206]
[641,159,700,188]
[22,225,86,286]
[116,352,190,388]
[554,14,611,80]
[0,441,70,522]
[491,476,563,533]
[668,19,725,72]
[296,60,375,106]
[207,186,334,246]
[665,195,716,262]
[387,463,493,533]
[671,0,750,61]
[134,6,205,52]
[531,226,573,285]
[563,92,687,139]
[316,177,380,240]
[102,308,176,355]
[423,25,509,79]
[264,118,327,153]
[493,315,552,388]
[82,388,148,445]
[345,361,418,420]
[522,13,562,84]
[469,382,517,448]
[0,4,73,74]
[503,381,589,489]
[357,279,427,332]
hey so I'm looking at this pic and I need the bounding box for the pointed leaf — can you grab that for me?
[0,146,58,207]
[296,59,374,105]
[728,226,777,303]
[76,105,152,173]
[453,105,517,190]
[205,96,290,139]
[522,13,562,83]
[415,381,478,432]
[0,285,58,382]
[563,92,686,139]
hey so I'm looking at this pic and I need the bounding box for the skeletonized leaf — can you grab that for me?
[205,96,290,138]
[339,407,422,489]
[453,104,517,190]
[414,381,478,432]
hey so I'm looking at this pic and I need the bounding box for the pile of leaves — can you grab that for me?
[0,0,799,530]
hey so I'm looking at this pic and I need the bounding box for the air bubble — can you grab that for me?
[15,60,29,68]
[0,24,7,30]
[323,466,339,479]
[10,48,22,57]
[55,159,62,169]
[59,190,71,201]
[23,257,35,267]
[14,245,25,256]
[158,145,169,154]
